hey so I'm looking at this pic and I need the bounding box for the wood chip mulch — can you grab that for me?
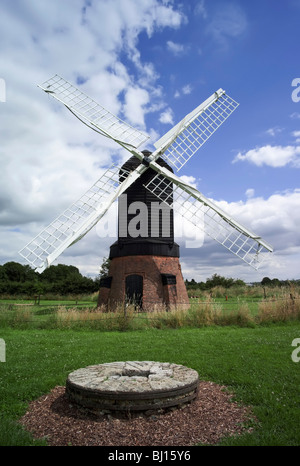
[19,381,256,446]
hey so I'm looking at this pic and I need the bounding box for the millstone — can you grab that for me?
[66,361,199,415]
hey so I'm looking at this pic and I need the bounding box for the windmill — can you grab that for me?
[19,75,273,309]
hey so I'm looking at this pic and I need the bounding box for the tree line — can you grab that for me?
[0,262,299,297]
[185,273,246,290]
[185,273,299,290]
[0,261,100,296]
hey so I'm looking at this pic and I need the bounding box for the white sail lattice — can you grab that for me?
[38,74,149,149]
[154,89,239,171]
[144,171,272,270]
[19,165,130,272]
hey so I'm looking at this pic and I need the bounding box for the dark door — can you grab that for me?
[125,274,143,309]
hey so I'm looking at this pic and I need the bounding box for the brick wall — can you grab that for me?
[98,255,190,311]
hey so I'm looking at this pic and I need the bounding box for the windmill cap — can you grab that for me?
[141,150,152,156]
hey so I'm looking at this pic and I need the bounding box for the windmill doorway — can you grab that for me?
[125,274,143,310]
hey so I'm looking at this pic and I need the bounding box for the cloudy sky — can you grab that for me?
[1,0,300,283]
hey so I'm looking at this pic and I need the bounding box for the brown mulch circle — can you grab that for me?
[20,381,256,446]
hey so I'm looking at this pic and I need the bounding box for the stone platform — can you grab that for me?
[66,361,199,415]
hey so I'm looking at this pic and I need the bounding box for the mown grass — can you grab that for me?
[0,322,300,446]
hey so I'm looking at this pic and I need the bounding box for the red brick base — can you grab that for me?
[97,255,190,311]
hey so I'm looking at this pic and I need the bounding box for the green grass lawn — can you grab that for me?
[1,322,300,446]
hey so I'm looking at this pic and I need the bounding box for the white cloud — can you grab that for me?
[166,40,186,55]
[182,84,192,95]
[194,0,208,19]
[159,108,174,124]
[205,3,247,48]
[290,112,300,120]
[245,188,255,199]
[292,130,300,143]
[0,0,188,272]
[174,83,192,98]
[179,189,300,281]
[265,126,283,137]
[233,145,300,168]
[179,175,199,189]
[145,1,186,33]
[214,190,300,253]
[124,87,150,127]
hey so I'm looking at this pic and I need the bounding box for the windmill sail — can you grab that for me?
[154,89,239,171]
[19,75,152,272]
[19,76,272,272]
[20,74,152,272]
[19,164,146,272]
[38,74,149,149]
[144,164,273,270]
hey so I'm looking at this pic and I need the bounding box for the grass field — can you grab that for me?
[0,322,300,446]
[1,292,300,446]
[1,290,299,330]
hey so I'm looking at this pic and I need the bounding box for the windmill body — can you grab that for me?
[98,151,189,310]
[19,75,273,310]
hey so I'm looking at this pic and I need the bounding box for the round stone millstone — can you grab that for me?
[66,361,199,415]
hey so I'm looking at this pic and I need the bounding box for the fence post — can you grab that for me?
[263,287,266,299]
[0,338,5,362]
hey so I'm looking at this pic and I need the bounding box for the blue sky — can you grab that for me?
[1,0,300,283]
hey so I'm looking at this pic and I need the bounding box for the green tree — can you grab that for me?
[205,273,245,289]
[99,257,111,279]
[261,277,272,286]
[2,261,36,282]
[40,264,81,282]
